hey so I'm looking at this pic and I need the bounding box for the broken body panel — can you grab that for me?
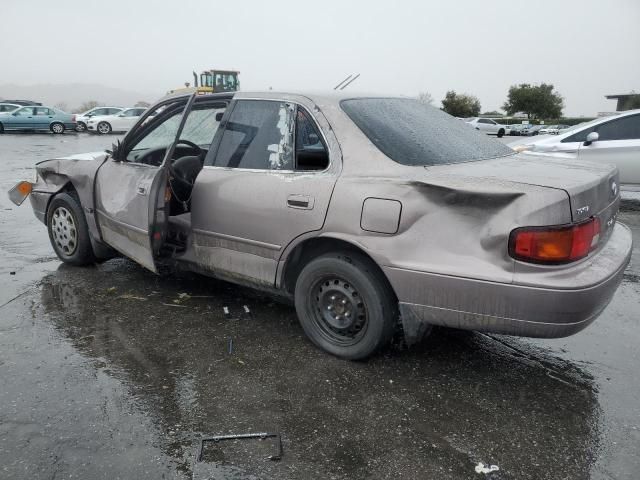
[14,92,632,345]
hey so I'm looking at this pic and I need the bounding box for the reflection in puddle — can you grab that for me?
[38,262,601,479]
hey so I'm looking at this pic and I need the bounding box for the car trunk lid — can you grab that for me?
[428,152,619,223]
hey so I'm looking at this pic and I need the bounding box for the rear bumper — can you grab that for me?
[385,223,633,344]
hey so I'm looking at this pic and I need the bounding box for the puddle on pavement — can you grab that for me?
[12,259,601,479]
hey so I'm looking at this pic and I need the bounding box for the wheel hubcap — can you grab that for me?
[312,277,367,344]
[53,124,63,133]
[98,123,109,133]
[51,207,78,256]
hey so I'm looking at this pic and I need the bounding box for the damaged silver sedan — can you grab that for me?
[9,92,633,359]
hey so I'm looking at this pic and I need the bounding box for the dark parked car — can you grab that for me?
[521,124,544,136]
[9,92,632,359]
[1,99,42,106]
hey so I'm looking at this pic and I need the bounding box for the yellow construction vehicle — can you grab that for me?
[168,69,240,95]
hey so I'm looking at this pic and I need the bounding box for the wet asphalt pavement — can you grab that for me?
[0,133,639,480]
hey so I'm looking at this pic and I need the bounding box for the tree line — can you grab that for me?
[418,83,565,120]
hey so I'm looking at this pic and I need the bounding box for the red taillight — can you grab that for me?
[509,218,601,264]
[71,114,76,122]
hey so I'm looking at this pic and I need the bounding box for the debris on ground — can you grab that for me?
[162,303,187,308]
[118,293,147,301]
[475,462,499,474]
[106,286,117,294]
[197,432,283,462]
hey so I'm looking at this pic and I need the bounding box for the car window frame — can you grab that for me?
[560,114,640,143]
[592,113,640,141]
[204,98,332,174]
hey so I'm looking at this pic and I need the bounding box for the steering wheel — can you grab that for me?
[174,139,202,156]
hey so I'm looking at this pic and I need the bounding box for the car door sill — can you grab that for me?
[192,228,281,251]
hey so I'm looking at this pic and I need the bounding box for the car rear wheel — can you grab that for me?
[294,251,397,360]
[497,128,505,138]
[50,122,65,134]
[47,192,95,266]
[76,122,86,132]
[97,121,112,134]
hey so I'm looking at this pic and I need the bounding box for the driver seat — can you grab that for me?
[170,155,204,201]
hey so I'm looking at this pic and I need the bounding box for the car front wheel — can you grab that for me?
[294,251,397,360]
[76,122,86,132]
[97,121,112,134]
[47,192,95,265]
[50,122,65,134]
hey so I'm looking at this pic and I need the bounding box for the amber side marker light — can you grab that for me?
[8,181,33,206]
[509,218,601,264]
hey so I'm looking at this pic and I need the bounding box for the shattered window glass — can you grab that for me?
[341,98,514,166]
[212,100,294,170]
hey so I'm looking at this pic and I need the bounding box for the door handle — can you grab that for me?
[137,186,147,195]
[287,194,314,210]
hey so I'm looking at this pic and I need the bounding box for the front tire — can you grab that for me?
[47,192,95,266]
[294,251,397,360]
[50,122,65,134]
[76,122,87,132]
[97,121,112,134]
[497,128,505,138]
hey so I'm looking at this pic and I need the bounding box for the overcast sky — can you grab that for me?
[3,0,639,116]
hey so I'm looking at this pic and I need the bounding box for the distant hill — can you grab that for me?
[0,83,163,112]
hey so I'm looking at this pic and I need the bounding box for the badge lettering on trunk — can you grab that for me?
[576,205,590,216]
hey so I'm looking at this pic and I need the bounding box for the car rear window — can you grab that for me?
[341,98,514,166]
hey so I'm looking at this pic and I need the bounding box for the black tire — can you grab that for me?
[97,121,112,134]
[294,251,397,360]
[47,192,95,266]
[76,122,86,132]
[497,128,505,138]
[0,123,4,133]
[50,122,65,134]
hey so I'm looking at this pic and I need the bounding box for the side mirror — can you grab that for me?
[584,131,599,146]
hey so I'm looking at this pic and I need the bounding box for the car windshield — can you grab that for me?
[128,102,225,158]
[341,98,514,166]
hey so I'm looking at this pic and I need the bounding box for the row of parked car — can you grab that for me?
[463,117,571,137]
[0,102,146,134]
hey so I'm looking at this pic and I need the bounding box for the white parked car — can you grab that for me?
[512,109,640,185]
[465,117,507,137]
[75,107,123,132]
[86,107,147,134]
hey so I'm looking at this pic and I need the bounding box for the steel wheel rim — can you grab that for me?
[76,123,86,131]
[52,124,63,133]
[98,123,109,134]
[310,276,368,346]
[51,206,78,256]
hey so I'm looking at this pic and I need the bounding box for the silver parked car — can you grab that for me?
[512,110,640,185]
[9,92,632,359]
